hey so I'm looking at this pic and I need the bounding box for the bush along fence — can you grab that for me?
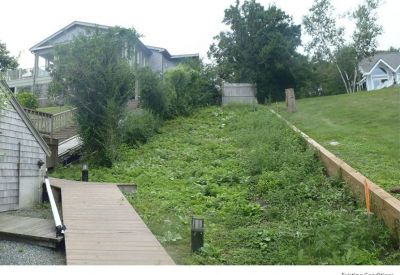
[270,109,400,241]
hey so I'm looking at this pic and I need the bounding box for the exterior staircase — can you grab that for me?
[24,107,80,167]
[52,125,77,142]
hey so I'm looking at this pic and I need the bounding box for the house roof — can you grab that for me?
[146,45,199,60]
[30,21,151,55]
[359,52,400,74]
[0,80,51,156]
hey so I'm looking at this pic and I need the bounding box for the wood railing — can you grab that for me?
[24,107,77,136]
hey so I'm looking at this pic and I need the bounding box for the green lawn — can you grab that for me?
[52,105,400,264]
[37,105,73,114]
[279,87,400,194]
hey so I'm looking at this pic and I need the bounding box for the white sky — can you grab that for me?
[0,0,398,68]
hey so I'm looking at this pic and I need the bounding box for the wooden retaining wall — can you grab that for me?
[270,109,400,239]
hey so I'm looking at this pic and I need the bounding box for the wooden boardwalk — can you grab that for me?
[0,214,63,248]
[50,178,174,265]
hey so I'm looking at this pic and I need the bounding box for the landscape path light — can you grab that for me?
[191,216,204,252]
[82,164,89,182]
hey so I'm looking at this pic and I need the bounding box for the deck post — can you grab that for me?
[33,54,39,93]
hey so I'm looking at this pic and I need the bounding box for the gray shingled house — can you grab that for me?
[0,80,50,212]
[359,52,400,91]
[4,21,199,105]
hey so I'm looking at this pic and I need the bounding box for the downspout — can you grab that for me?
[17,142,21,205]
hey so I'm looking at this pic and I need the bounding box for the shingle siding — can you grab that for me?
[0,102,46,212]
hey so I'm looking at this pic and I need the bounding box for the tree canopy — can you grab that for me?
[303,0,383,94]
[0,41,18,72]
[352,0,383,60]
[208,0,301,102]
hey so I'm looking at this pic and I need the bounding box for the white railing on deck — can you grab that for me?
[1,67,50,81]
[24,107,77,136]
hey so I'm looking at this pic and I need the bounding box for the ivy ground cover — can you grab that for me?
[53,105,400,264]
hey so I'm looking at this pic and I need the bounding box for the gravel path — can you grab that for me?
[0,240,65,265]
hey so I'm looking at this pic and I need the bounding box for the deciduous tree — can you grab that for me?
[0,41,18,72]
[209,0,301,102]
[304,0,383,93]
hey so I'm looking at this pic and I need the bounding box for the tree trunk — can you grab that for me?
[353,67,358,92]
[336,63,349,94]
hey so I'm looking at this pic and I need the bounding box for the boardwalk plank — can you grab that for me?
[49,177,174,265]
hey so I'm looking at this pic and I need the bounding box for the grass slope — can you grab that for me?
[280,87,400,194]
[52,105,400,264]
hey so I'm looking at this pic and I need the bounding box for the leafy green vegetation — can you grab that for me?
[138,63,219,119]
[279,87,400,195]
[119,109,161,147]
[50,27,139,166]
[0,40,18,72]
[16,91,39,109]
[52,105,400,264]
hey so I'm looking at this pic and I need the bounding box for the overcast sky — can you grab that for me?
[1,0,398,68]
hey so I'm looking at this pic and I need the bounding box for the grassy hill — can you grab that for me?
[280,87,400,194]
[53,105,400,264]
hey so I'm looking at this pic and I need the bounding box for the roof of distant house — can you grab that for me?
[359,52,400,74]
[30,21,199,59]
[145,45,199,60]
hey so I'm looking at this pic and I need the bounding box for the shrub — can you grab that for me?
[16,91,39,109]
[50,27,138,166]
[138,63,220,120]
[137,67,168,118]
[120,109,161,147]
[164,65,198,117]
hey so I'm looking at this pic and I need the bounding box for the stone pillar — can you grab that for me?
[285,88,296,113]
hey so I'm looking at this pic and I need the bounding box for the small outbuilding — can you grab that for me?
[0,80,50,212]
[221,83,258,105]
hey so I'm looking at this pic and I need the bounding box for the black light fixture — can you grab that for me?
[191,217,204,252]
[82,164,89,182]
[37,159,45,168]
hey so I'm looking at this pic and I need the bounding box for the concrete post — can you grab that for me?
[285,88,296,113]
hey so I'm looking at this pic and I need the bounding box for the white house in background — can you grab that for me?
[0,80,50,212]
[358,52,400,91]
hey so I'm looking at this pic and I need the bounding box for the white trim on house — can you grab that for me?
[363,59,397,75]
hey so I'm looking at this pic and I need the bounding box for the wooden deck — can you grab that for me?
[49,178,174,265]
[0,214,63,248]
